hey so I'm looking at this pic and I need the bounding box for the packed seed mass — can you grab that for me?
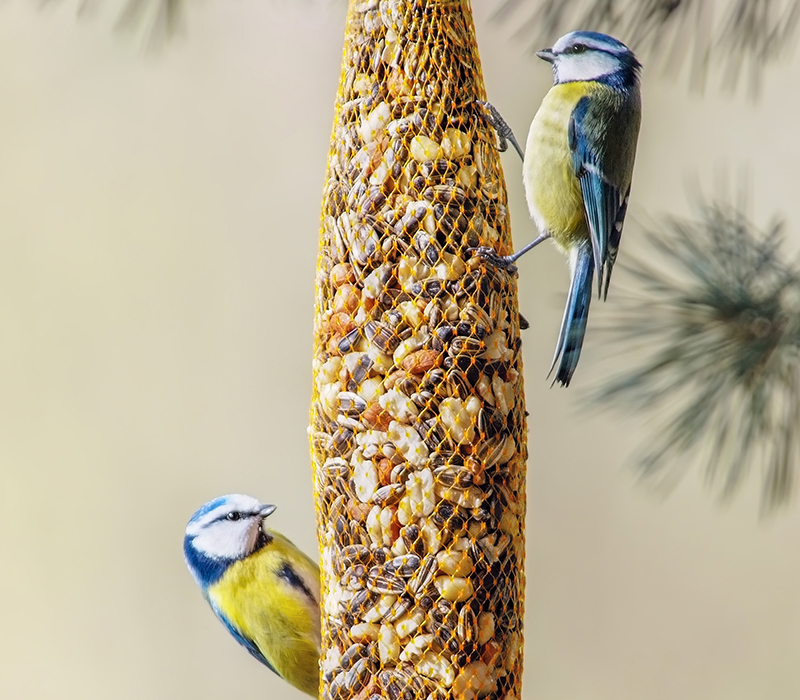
[310,2,528,699]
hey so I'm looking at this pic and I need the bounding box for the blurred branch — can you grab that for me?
[43,0,800,83]
[116,0,187,46]
[39,0,189,48]
[493,0,800,93]
[591,196,800,513]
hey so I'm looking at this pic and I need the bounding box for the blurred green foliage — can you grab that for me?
[494,0,800,92]
[592,198,800,512]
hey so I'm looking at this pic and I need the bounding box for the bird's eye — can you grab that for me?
[226,511,241,521]
[568,44,587,54]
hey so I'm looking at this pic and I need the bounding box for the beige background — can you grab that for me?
[2,1,800,699]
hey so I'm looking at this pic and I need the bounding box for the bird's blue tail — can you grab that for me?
[549,243,594,387]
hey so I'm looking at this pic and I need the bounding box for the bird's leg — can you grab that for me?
[471,233,551,274]
[507,232,551,262]
[476,100,524,161]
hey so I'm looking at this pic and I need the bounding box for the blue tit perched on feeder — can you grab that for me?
[183,494,321,697]
[479,31,642,386]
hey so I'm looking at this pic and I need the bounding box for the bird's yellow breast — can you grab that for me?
[523,81,597,250]
[208,537,321,696]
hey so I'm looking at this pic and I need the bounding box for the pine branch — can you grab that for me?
[591,196,800,513]
[493,0,800,92]
[38,0,189,47]
[115,0,187,47]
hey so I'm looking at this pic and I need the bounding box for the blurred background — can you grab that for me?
[2,1,800,698]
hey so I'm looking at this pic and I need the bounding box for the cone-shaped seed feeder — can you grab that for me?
[310,2,527,698]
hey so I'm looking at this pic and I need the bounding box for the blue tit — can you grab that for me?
[183,494,321,697]
[480,31,642,386]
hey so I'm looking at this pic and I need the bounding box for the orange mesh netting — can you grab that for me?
[310,2,527,698]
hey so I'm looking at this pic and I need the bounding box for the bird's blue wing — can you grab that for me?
[209,599,279,676]
[568,97,627,299]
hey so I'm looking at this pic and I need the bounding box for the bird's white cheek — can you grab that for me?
[193,526,250,560]
[556,53,619,82]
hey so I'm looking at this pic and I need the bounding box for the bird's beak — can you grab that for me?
[536,48,556,63]
[259,504,277,518]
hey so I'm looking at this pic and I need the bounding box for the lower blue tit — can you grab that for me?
[184,494,321,697]
[483,31,642,386]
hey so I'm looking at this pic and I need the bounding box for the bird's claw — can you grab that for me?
[470,246,519,275]
[475,100,524,160]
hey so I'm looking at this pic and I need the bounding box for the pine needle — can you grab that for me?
[591,198,800,513]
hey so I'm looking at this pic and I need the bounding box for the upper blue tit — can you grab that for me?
[527,31,641,385]
[484,31,641,386]
[184,494,321,697]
